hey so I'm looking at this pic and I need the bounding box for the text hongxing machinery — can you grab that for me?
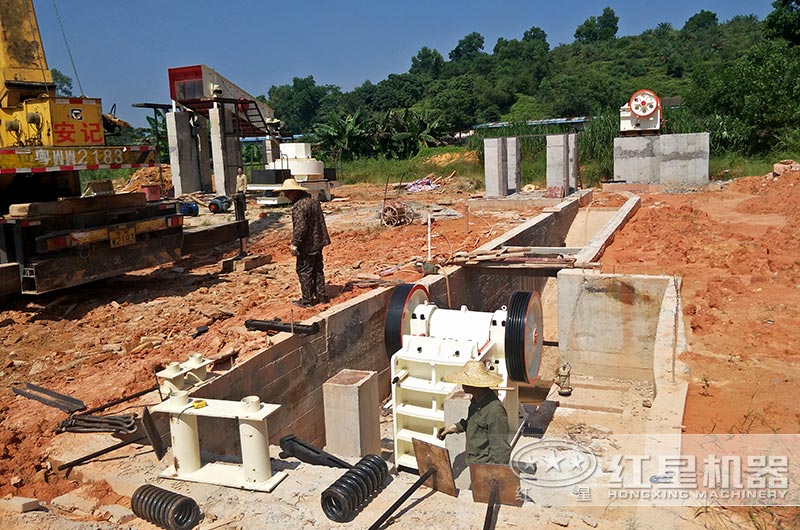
[384,284,544,469]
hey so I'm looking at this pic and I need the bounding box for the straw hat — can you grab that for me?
[444,360,503,388]
[276,178,308,193]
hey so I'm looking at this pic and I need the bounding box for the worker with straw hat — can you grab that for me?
[437,360,512,465]
[277,178,331,307]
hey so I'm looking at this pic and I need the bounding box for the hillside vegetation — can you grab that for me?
[263,3,800,184]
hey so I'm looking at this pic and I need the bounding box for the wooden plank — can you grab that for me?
[525,246,583,255]
[9,193,147,217]
[182,220,249,255]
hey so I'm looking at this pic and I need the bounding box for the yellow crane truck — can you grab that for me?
[0,0,247,297]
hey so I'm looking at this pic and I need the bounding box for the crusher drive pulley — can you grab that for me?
[384,284,544,469]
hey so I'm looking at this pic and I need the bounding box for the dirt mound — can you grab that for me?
[602,188,800,435]
[424,151,479,166]
[119,165,173,193]
[729,170,800,214]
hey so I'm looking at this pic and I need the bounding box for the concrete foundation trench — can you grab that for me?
[40,190,691,529]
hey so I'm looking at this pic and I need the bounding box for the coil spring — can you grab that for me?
[131,484,202,530]
[321,454,389,522]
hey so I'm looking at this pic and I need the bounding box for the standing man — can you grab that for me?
[437,360,512,465]
[236,166,248,194]
[277,178,331,307]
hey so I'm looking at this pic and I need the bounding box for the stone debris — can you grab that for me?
[550,512,571,527]
[94,504,135,524]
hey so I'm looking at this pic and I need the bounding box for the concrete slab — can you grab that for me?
[50,486,101,516]
[0,497,40,513]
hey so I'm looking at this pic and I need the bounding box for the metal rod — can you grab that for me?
[11,384,85,413]
[58,435,147,471]
[483,480,500,530]
[245,319,319,336]
[77,385,159,417]
[368,468,435,530]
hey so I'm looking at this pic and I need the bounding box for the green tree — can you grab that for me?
[144,110,168,162]
[410,47,444,80]
[374,109,444,159]
[429,76,480,130]
[765,0,800,45]
[312,110,372,163]
[267,76,329,134]
[50,68,73,96]
[449,32,485,62]
[688,39,800,152]
[491,26,550,95]
[371,74,424,113]
[575,7,618,43]
[682,10,719,33]
[597,7,620,41]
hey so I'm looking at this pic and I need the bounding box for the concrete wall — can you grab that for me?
[184,195,583,458]
[546,134,578,197]
[557,270,671,381]
[613,133,709,185]
[190,288,395,454]
[483,138,508,198]
[505,137,521,193]
[167,112,200,196]
[209,107,241,196]
[659,133,710,186]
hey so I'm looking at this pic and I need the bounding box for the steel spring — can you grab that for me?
[131,484,202,530]
[321,454,389,522]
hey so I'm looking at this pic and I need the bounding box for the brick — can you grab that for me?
[0,497,40,513]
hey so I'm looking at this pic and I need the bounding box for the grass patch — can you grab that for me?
[709,155,777,180]
[337,146,485,187]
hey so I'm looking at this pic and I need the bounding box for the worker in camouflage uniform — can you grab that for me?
[278,178,331,307]
[437,360,512,465]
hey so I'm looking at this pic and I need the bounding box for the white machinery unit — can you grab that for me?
[620,89,662,134]
[384,284,544,470]
[249,142,338,205]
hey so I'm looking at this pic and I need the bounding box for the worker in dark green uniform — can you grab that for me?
[437,360,512,465]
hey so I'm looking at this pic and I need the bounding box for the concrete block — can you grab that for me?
[484,138,508,197]
[0,497,40,513]
[95,504,135,524]
[50,487,100,515]
[323,369,381,458]
[104,476,140,498]
[221,254,272,273]
[505,137,521,193]
[444,389,472,491]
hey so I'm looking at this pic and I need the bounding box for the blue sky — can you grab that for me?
[31,0,774,127]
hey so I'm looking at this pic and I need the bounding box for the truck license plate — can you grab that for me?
[109,227,136,248]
